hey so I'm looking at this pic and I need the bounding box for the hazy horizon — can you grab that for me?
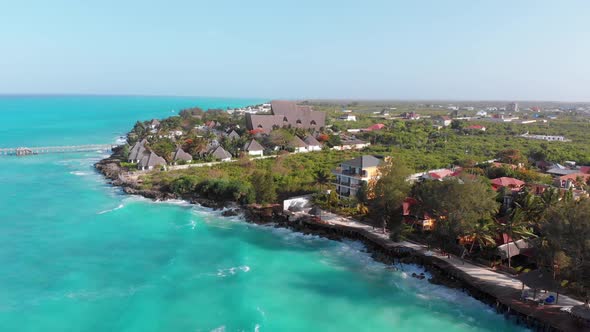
[2,0,590,101]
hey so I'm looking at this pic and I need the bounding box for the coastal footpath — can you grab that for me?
[96,151,587,332]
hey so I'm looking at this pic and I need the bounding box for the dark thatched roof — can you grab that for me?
[245,100,325,133]
[517,269,560,292]
[289,135,308,148]
[211,146,232,160]
[173,147,192,161]
[244,139,264,152]
[303,134,321,147]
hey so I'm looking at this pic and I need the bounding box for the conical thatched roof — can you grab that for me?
[211,146,232,160]
[139,151,167,168]
[244,139,264,152]
[173,147,192,161]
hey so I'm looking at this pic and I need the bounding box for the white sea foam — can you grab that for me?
[115,136,127,145]
[151,199,192,207]
[97,204,124,215]
[70,171,91,176]
[216,265,251,277]
[210,326,225,332]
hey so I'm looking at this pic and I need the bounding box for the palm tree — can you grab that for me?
[314,168,331,192]
[499,209,538,268]
[468,218,498,253]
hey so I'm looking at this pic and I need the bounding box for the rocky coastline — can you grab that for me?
[95,152,571,331]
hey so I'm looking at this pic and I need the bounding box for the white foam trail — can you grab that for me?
[216,265,251,277]
[97,204,124,215]
[210,326,225,332]
[70,171,91,176]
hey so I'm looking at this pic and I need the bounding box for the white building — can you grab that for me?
[331,138,370,151]
[339,114,357,121]
[243,139,264,157]
[520,133,568,142]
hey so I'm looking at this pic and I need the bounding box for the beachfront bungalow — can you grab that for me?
[138,151,167,171]
[227,130,240,140]
[173,147,192,164]
[243,139,264,157]
[128,139,148,163]
[149,119,160,129]
[303,134,322,152]
[289,136,308,153]
[210,146,232,162]
[332,155,383,199]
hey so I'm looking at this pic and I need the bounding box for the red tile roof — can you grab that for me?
[365,123,385,131]
[467,125,486,130]
[490,177,525,190]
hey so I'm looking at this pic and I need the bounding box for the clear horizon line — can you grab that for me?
[0,92,589,104]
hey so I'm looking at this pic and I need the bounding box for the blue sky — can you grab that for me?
[1,0,589,101]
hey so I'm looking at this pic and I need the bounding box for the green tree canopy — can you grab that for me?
[371,159,413,238]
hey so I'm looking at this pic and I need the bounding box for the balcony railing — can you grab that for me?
[332,167,368,178]
[333,180,360,188]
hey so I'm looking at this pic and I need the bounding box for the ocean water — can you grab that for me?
[0,96,525,331]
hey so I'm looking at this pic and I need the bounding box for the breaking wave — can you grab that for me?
[97,204,124,215]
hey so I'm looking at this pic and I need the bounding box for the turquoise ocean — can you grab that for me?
[0,96,525,331]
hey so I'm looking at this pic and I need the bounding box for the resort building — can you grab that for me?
[243,139,264,157]
[245,100,326,133]
[303,134,322,152]
[210,146,232,162]
[128,139,148,163]
[332,155,383,199]
[227,130,240,140]
[173,147,193,164]
[331,138,370,151]
[288,136,308,153]
[520,133,569,142]
[138,151,167,170]
[149,119,160,129]
[338,114,357,121]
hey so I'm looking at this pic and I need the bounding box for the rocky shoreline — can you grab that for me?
[95,153,571,331]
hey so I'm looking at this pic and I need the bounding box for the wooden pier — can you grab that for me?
[0,144,117,156]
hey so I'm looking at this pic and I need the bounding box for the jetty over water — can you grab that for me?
[0,144,117,156]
